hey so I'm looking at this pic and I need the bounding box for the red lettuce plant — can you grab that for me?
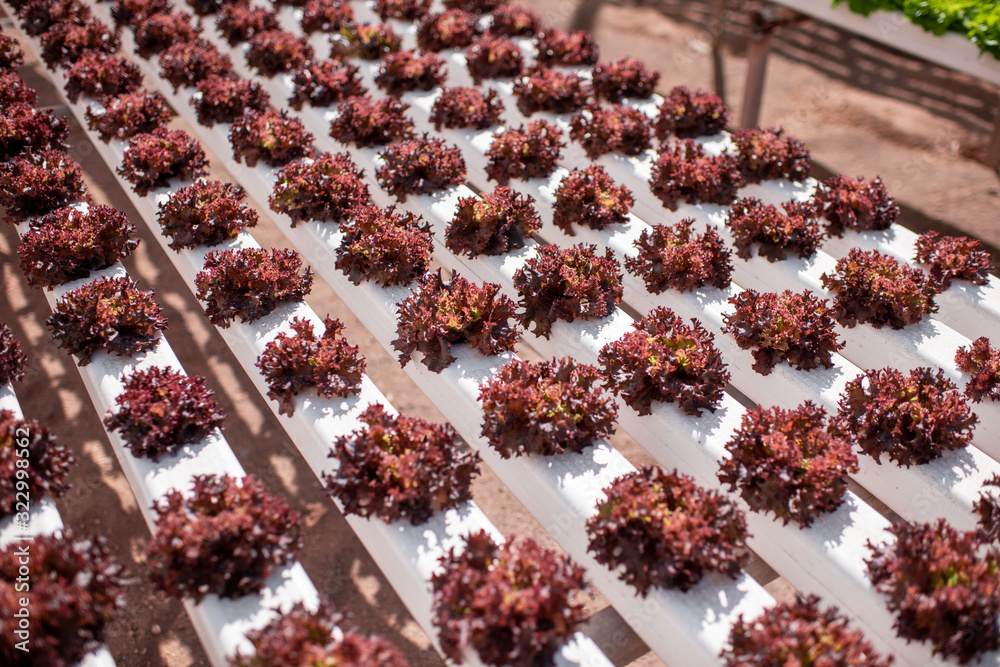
[0,410,75,517]
[39,18,119,68]
[64,53,143,103]
[479,357,617,458]
[328,94,414,148]
[513,243,623,338]
[650,139,743,210]
[722,595,893,667]
[552,165,634,235]
[288,60,363,109]
[376,136,467,201]
[820,248,938,328]
[810,175,899,237]
[730,127,812,184]
[867,520,1000,663]
[465,35,523,84]
[0,323,28,385]
[432,530,587,667]
[158,180,258,249]
[488,5,540,36]
[416,9,481,52]
[485,120,564,185]
[110,0,170,28]
[158,39,233,92]
[147,474,304,601]
[446,186,539,257]
[955,337,1000,403]
[335,205,432,286]
[915,230,994,290]
[134,11,201,58]
[334,23,401,60]
[0,533,124,667]
[104,366,226,461]
[720,402,858,527]
[0,150,88,223]
[255,316,365,416]
[118,127,209,196]
[229,602,410,667]
[569,104,652,159]
[376,0,431,22]
[17,0,90,37]
[301,0,353,35]
[513,66,592,116]
[375,50,446,96]
[326,404,480,524]
[626,218,733,293]
[654,85,730,140]
[0,35,24,71]
[217,4,280,45]
[47,276,167,365]
[0,73,37,108]
[392,270,519,372]
[270,153,369,226]
[587,466,749,595]
[430,86,503,130]
[246,30,314,78]
[535,28,598,66]
[192,75,270,127]
[444,0,502,11]
[0,104,69,162]
[726,197,823,261]
[603,308,729,419]
[86,89,172,142]
[229,108,315,168]
[723,289,844,375]
[19,205,138,288]
[974,475,1000,543]
[592,56,659,102]
[195,248,313,327]
[835,367,977,466]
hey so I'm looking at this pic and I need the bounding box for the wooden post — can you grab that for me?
[740,8,807,129]
[571,0,606,32]
[741,32,771,129]
[710,0,729,103]
[987,113,1000,170]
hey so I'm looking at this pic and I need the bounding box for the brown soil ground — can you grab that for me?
[1,1,998,667]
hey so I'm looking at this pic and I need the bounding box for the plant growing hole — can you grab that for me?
[270,153,369,226]
[335,205,432,286]
[256,316,365,416]
[513,243,623,339]
[820,248,938,329]
[587,465,749,595]
[325,403,480,525]
[147,474,304,601]
[158,180,259,249]
[19,205,138,288]
[719,402,859,527]
[625,218,733,294]
[47,276,167,365]
[723,289,844,376]
[432,530,587,667]
[599,307,730,416]
[195,248,313,327]
[479,357,617,458]
[392,270,519,372]
[445,185,539,257]
[105,366,226,461]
